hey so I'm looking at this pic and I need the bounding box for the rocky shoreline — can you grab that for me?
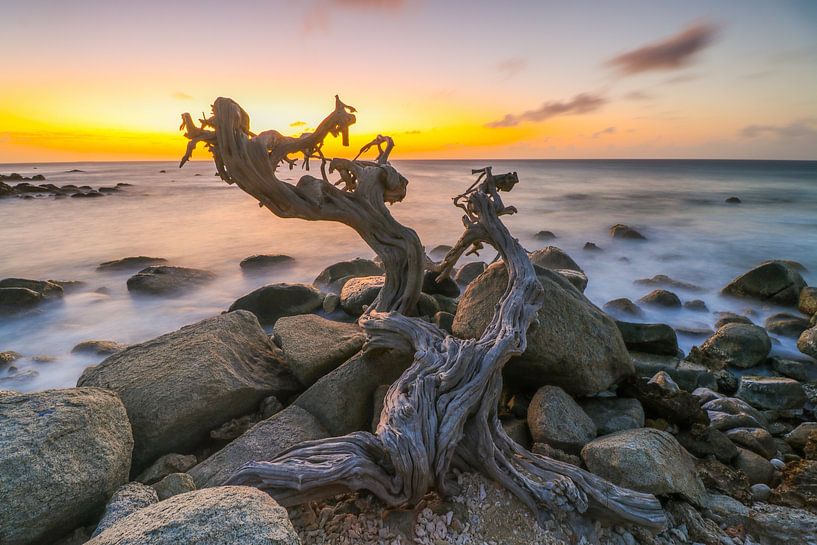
[2,234,817,545]
[0,172,133,200]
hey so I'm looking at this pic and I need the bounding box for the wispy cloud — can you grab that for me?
[662,73,699,85]
[496,56,527,78]
[289,120,307,127]
[592,126,617,139]
[172,92,193,100]
[623,90,653,101]
[607,22,719,75]
[304,0,403,31]
[486,93,607,128]
[740,119,817,139]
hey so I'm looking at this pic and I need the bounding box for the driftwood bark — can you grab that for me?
[180,98,666,531]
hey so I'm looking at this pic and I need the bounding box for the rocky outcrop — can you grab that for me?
[0,388,133,545]
[126,266,215,296]
[78,311,299,472]
[527,385,596,452]
[722,261,807,306]
[228,283,323,325]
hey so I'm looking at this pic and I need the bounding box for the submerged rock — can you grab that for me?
[0,287,43,311]
[0,277,64,298]
[527,385,596,453]
[722,261,807,306]
[229,283,323,325]
[603,297,643,318]
[609,223,646,240]
[126,266,215,296]
[533,230,557,240]
[239,254,295,271]
[638,288,682,308]
[97,256,167,272]
[635,274,704,292]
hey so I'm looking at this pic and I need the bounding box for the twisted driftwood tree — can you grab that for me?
[180,97,666,532]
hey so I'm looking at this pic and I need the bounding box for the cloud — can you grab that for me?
[592,126,617,139]
[662,73,699,85]
[486,93,607,128]
[740,119,817,139]
[606,22,719,75]
[623,90,653,101]
[496,57,527,77]
[172,92,193,100]
[330,0,403,8]
[303,0,403,32]
[289,120,307,127]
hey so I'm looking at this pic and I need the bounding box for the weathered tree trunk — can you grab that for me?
[180,98,666,532]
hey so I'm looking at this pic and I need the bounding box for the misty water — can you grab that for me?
[1,159,816,392]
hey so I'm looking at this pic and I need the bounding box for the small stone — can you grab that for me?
[751,483,772,501]
[771,458,786,470]
[725,196,741,204]
[765,312,810,338]
[239,254,295,271]
[797,326,817,359]
[734,447,775,485]
[684,299,708,311]
[322,293,340,313]
[151,472,196,500]
[648,370,680,394]
[798,287,817,316]
[639,289,681,308]
[136,453,198,485]
[583,242,603,252]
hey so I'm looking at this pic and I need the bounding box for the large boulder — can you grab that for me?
[0,388,133,545]
[273,314,365,386]
[722,261,807,306]
[0,277,64,299]
[126,266,215,296]
[339,275,384,315]
[78,311,299,472]
[733,447,775,485]
[527,385,596,453]
[229,283,323,325]
[581,428,706,506]
[313,258,383,292]
[615,321,679,356]
[453,262,632,396]
[798,326,817,359]
[454,261,486,286]
[735,376,806,410]
[693,323,771,369]
[726,427,777,459]
[86,487,299,545]
[189,405,328,488]
[528,246,583,272]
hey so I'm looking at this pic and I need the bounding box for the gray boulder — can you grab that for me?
[78,311,299,472]
[786,422,817,450]
[0,287,43,310]
[86,487,299,545]
[527,385,596,453]
[733,447,775,485]
[228,283,323,325]
[722,261,806,306]
[747,503,817,545]
[313,258,383,292]
[273,314,364,386]
[71,340,127,356]
[603,298,643,318]
[0,388,133,545]
[339,275,384,315]
[798,326,817,359]
[0,277,64,298]
[581,428,706,505]
[189,405,328,488]
[126,266,215,296]
[694,323,771,369]
[579,397,644,435]
[453,262,633,396]
[615,321,679,356]
[725,427,777,459]
[454,261,486,286]
[736,376,806,410]
[92,483,158,537]
[152,472,196,500]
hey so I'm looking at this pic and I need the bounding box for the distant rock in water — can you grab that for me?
[635,274,705,292]
[533,230,557,240]
[726,196,741,204]
[98,256,168,272]
[603,297,643,318]
[72,340,127,356]
[313,258,383,292]
[0,278,63,313]
[454,261,486,286]
[583,242,603,252]
[126,266,215,296]
[722,261,806,306]
[639,289,682,308]
[609,223,647,240]
[66,169,85,173]
[428,244,453,259]
[229,283,322,325]
[529,246,583,273]
[239,254,295,271]
[0,172,46,181]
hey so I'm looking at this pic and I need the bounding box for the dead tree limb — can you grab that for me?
[180,98,666,531]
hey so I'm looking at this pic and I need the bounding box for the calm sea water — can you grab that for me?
[1,159,816,391]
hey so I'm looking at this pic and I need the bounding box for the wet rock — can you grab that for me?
[422,270,460,297]
[527,385,596,452]
[734,447,775,485]
[0,277,63,298]
[746,503,817,545]
[786,423,817,451]
[0,351,21,365]
[766,312,811,338]
[769,356,815,382]
[616,321,679,356]
[770,459,817,512]
[579,397,644,435]
[736,376,806,410]
[322,293,339,312]
[677,423,738,463]
[454,262,633,396]
[725,196,741,204]
[339,275,383,315]
[635,274,704,292]
[152,472,196,500]
[696,457,751,502]
[127,266,215,296]
[533,230,556,240]
[603,298,643,318]
[136,453,198,485]
[313,258,383,292]
[581,428,706,505]
[798,326,817,359]
[86,487,300,545]
[0,388,132,545]
[619,376,708,426]
[189,405,329,488]
[528,246,583,272]
[714,311,754,329]
[78,311,299,472]
[71,340,127,356]
[752,483,772,501]
[273,314,364,387]
[638,289,682,308]
[238,254,294,271]
[684,299,708,311]
[583,242,602,252]
[553,268,588,292]
[92,482,158,538]
[428,244,452,259]
[800,287,817,316]
[693,323,771,369]
[648,370,680,393]
[726,427,778,459]
[722,261,807,306]
[97,256,167,272]
[454,261,486,286]
[229,283,323,325]
[609,223,646,240]
[0,287,43,311]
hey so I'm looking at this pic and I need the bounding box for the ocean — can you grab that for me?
[1,159,816,391]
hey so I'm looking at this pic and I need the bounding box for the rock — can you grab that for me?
[534,230,556,240]
[800,287,817,316]
[634,274,704,292]
[772,457,787,469]
[553,268,589,292]
[86,487,300,545]
[769,356,815,382]
[765,312,811,338]
[428,244,452,258]
[370,384,390,432]
[786,423,817,451]
[126,266,215,296]
[579,397,644,435]
[0,350,21,364]
[770,460,817,512]
[704,492,750,527]
[696,457,751,502]
[665,500,732,545]
[603,298,643,317]
[322,293,339,312]
[638,289,681,308]
[454,261,486,286]
[189,405,329,488]
[434,311,455,333]
[229,283,323,325]
[609,223,646,240]
[746,503,817,544]
[273,314,364,387]
[0,277,64,298]
[676,423,738,463]
[703,396,769,429]
[726,427,778,459]
[417,292,441,317]
[648,370,680,393]
[78,311,299,472]
[0,287,43,310]
[726,196,741,204]
[92,483,158,538]
[630,351,679,375]
[210,414,257,442]
[581,428,706,505]
[736,376,806,410]
[422,270,460,297]
[527,385,596,452]
[684,299,708,311]
[798,327,817,359]
[239,254,295,271]
[694,323,771,369]
[735,447,775,485]
[714,311,754,329]
[293,350,412,436]
[71,340,127,356]
[97,256,167,272]
[0,388,132,545]
[531,442,582,466]
[136,453,198,485]
[501,418,532,449]
[583,242,602,252]
[454,262,633,396]
[616,321,679,356]
[528,246,583,272]
[752,483,772,501]
[619,376,708,426]
[152,472,196,500]
[722,261,807,306]
[339,275,383,315]
[313,258,383,291]
[692,386,723,404]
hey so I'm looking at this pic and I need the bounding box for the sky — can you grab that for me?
[1,0,816,162]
